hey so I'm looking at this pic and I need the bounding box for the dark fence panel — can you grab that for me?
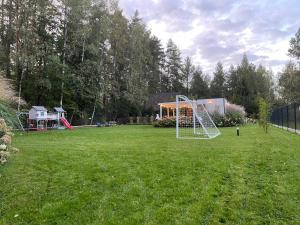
[270,102,300,134]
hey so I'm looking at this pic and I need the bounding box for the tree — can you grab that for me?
[182,56,194,96]
[148,36,165,94]
[225,55,275,115]
[288,28,300,63]
[165,39,183,92]
[190,67,210,99]
[127,10,151,115]
[107,8,130,119]
[210,62,226,98]
[255,65,275,102]
[278,61,300,103]
[228,55,257,114]
[258,97,270,133]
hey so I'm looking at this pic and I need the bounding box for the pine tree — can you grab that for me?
[148,36,165,94]
[210,62,226,98]
[190,67,210,99]
[127,10,151,115]
[226,65,239,102]
[165,39,183,92]
[182,56,194,96]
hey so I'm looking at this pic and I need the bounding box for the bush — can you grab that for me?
[0,118,18,165]
[153,117,176,128]
[212,112,245,127]
[154,111,245,128]
[154,109,246,128]
[225,102,246,116]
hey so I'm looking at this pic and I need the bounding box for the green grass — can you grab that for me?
[0,125,300,225]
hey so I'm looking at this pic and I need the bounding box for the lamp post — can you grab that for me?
[236,127,240,136]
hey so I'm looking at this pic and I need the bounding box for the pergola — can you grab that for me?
[158,101,192,118]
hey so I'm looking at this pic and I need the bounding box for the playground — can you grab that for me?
[17,106,73,131]
[1,125,299,224]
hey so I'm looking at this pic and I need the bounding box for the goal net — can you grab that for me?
[176,95,220,139]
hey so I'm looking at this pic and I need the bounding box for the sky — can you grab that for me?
[118,0,300,74]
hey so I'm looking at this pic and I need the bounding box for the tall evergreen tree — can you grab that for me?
[164,39,183,92]
[127,10,151,115]
[182,56,194,96]
[190,67,210,99]
[148,36,165,94]
[210,62,226,98]
[226,65,240,102]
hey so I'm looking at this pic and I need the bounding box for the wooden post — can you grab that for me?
[167,107,169,118]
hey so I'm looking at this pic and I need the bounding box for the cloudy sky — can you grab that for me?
[119,0,299,74]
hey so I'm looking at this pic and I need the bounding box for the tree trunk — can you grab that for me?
[15,0,22,86]
[81,34,85,62]
[5,0,13,78]
[60,5,68,107]
[17,66,24,112]
[0,0,5,42]
[90,96,97,125]
[70,109,75,124]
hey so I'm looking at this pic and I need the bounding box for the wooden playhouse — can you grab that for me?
[28,106,72,131]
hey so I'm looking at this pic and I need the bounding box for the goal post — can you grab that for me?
[176,95,220,139]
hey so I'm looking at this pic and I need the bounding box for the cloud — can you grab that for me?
[118,0,300,75]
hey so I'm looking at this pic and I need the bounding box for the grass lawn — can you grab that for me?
[0,125,300,225]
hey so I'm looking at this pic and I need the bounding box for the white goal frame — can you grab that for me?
[176,95,220,139]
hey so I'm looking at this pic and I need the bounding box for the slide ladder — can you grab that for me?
[60,117,73,129]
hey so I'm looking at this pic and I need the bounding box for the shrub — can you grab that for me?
[153,111,245,128]
[0,118,17,165]
[154,109,246,128]
[212,111,245,127]
[225,102,246,116]
[153,117,176,127]
[210,102,246,127]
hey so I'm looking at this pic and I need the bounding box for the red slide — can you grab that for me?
[60,117,73,129]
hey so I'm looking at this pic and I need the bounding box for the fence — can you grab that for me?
[116,116,155,125]
[270,102,300,134]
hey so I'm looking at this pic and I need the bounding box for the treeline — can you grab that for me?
[0,0,299,124]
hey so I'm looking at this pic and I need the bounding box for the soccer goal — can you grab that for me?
[176,95,221,139]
